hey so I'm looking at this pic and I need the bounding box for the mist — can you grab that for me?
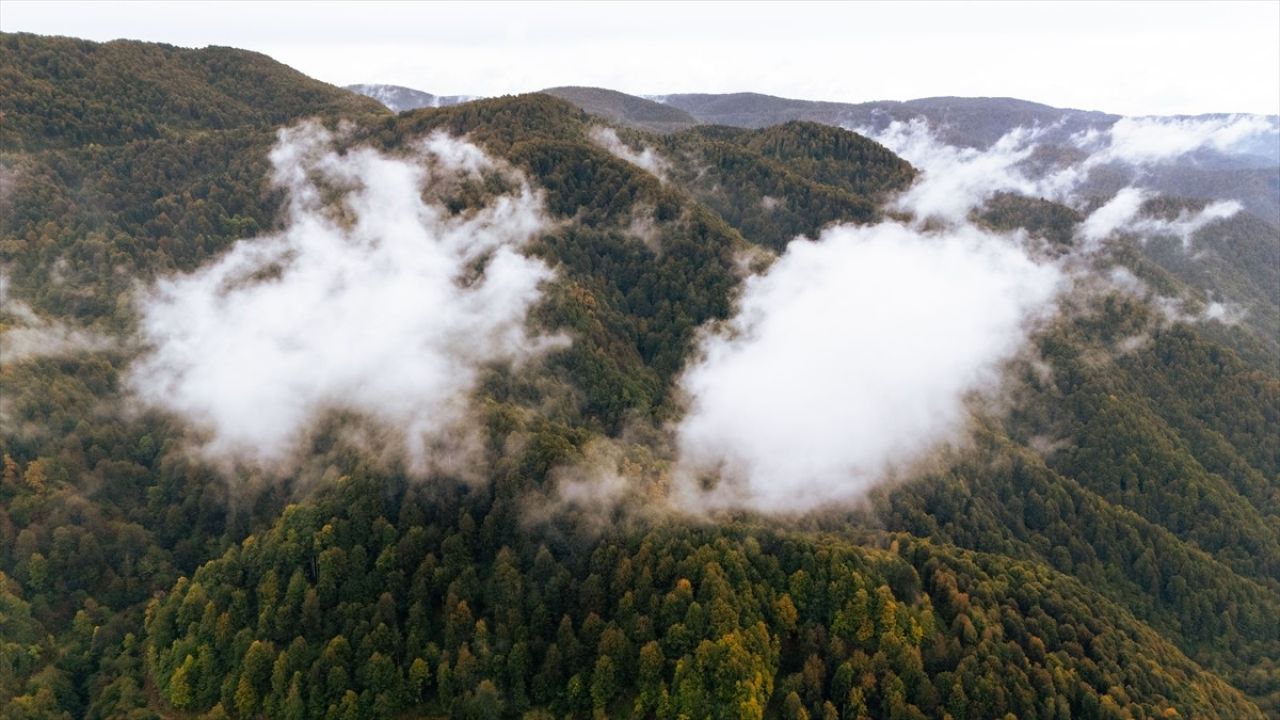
[1079,114,1279,165]
[668,113,1264,515]
[1079,188,1242,249]
[672,223,1062,513]
[865,114,1275,223]
[589,126,669,180]
[128,123,560,474]
[0,273,114,365]
[870,120,1046,223]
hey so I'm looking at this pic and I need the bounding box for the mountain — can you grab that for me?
[1,32,1278,720]
[657,91,1280,233]
[652,92,1115,148]
[0,33,386,150]
[346,83,479,113]
[542,86,699,133]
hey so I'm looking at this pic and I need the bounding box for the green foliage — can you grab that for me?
[976,192,1082,249]
[541,86,699,134]
[137,476,1265,718]
[1,31,1276,720]
[0,33,384,150]
[657,121,913,251]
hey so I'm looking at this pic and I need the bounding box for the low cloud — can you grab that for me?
[1079,189,1241,249]
[0,273,114,365]
[1077,114,1277,165]
[128,123,561,474]
[672,222,1062,513]
[864,114,1267,236]
[1202,299,1246,325]
[589,126,669,180]
[668,113,1260,515]
[869,120,1047,223]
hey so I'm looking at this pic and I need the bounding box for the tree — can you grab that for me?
[408,657,430,703]
[169,655,195,710]
[24,458,48,493]
[234,673,258,719]
[282,673,306,720]
[591,654,618,713]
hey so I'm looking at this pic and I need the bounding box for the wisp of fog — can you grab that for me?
[668,113,1266,514]
[128,123,558,473]
[125,112,1264,512]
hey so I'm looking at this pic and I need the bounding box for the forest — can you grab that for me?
[0,33,1277,720]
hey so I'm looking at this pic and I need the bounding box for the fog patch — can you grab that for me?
[1080,189,1241,249]
[1076,115,1277,165]
[0,273,115,365]
[589,126,669,180]
[876,121,1035,222]
[671,223,1062,513]
[128,123,561,476]
[667,114,1260,515]
[625,204,663,253]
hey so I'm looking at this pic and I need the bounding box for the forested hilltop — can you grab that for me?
[1,33,1277,720]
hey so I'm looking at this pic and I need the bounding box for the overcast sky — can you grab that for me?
[3,1,1277,116]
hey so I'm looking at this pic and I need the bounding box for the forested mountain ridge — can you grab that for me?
[0,33,387,150]
[1,33,1278,720]
[347,84,478,113]
[541,88,699,134]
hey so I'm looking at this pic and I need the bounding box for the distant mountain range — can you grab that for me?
[348,83,1279,221]
[351,82,1278,159]
[653,91,1280,166]
[541,86,699,134]
[345,83,477,113]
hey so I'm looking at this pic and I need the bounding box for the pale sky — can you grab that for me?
[2,0,1278,116]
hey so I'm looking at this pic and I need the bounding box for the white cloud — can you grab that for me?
[0,273,114,365]
[1202,299,1246,325]
[1079,189,1241,249]
[128,123,560,473]
[1079,187,1150,246]
[670,113,1260,515]
[1080,114,1277,164]
[865,118,1253,251]
[589,126,669,180]
[672,222,1062,513]
[869,120,1040,223]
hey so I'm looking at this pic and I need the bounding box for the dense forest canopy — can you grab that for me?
[0,33,1277,720]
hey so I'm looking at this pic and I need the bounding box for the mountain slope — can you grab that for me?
[0,34,1276,720]
[658,92,1280,223]
[543,86,699,133]
[657,92,1117,148]
[0,33,386,150]
[346,83,478,113]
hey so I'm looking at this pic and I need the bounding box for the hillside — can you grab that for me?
[0,33,386,150]
[659,93,1096,145]
[1,33,1277,720]
[655,93,1117,148]
[657,91,1280,224]
[543,86,699,133]
[347,83,478,113]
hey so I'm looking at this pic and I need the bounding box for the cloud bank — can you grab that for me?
[1078,114,1278,165]
[128,124,559,473]
[864,114,1273,227]
[870,121,1046,223]
[1079,188,1242,249]
[672,223,1061,513]
[669,113,1264,514]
